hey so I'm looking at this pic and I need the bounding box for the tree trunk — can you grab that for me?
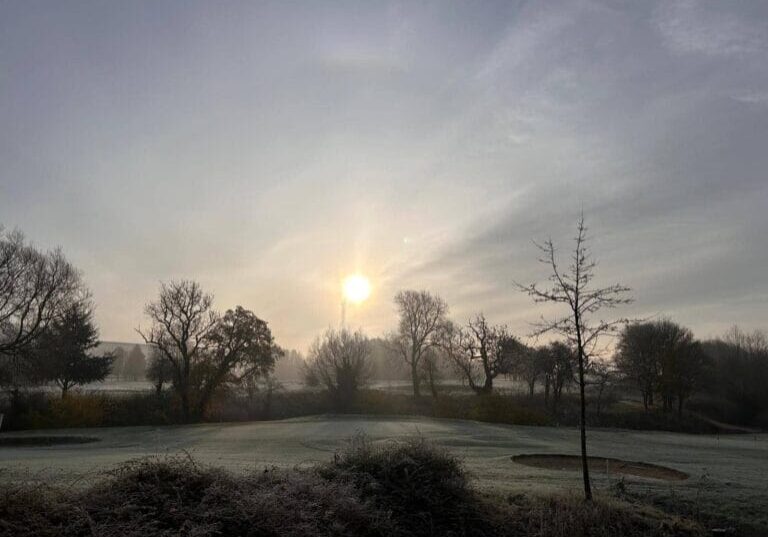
[482,374,493,394]
[429,374,439,399]
[424,361,439,399]
[577,351,592,500]
[574,302,592,502]
[596,385,604,417]
[180,383,190,422]
[263,386,273,419]
[411,362,421,398]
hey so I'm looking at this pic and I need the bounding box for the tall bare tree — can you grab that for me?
[0,229,82,357]
[516,215,632,500]
[391,290,448,397]
[137,280,218,421]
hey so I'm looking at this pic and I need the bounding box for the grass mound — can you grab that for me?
[0,439,708,537]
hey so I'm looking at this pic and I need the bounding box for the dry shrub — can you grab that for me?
[320,435,492,537]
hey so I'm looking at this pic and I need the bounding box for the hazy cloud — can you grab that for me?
[1,0,766,349]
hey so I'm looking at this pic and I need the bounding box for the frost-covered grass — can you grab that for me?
[0,439,707,537]
[1,415,766,533]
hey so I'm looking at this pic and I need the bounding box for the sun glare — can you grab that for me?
[342,274,371,304]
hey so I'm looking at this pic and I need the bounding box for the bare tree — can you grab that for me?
[305,328,371,408]
[0,229,82,357]
[439,314,522,394]
[391,290,448,397]
[137,280,218,421]
[438,320,483,391]
[516,215,632,500]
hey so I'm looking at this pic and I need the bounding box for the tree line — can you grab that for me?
[0,228,283,422]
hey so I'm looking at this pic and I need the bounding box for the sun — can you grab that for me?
[342,274,371,304]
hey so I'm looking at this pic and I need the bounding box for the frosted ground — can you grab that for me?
[1,415,766,527]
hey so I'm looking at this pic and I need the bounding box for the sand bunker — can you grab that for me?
[512,454,688,481]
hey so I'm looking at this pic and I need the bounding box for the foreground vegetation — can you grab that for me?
[0,437,707,537]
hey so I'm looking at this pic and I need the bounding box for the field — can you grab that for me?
[1,415,766,531]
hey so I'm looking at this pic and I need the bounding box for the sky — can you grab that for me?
[1,0,767,352]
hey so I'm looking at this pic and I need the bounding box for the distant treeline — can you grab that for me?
[2,224,766,431]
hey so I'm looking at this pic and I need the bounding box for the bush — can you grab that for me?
[320,435,491,537]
